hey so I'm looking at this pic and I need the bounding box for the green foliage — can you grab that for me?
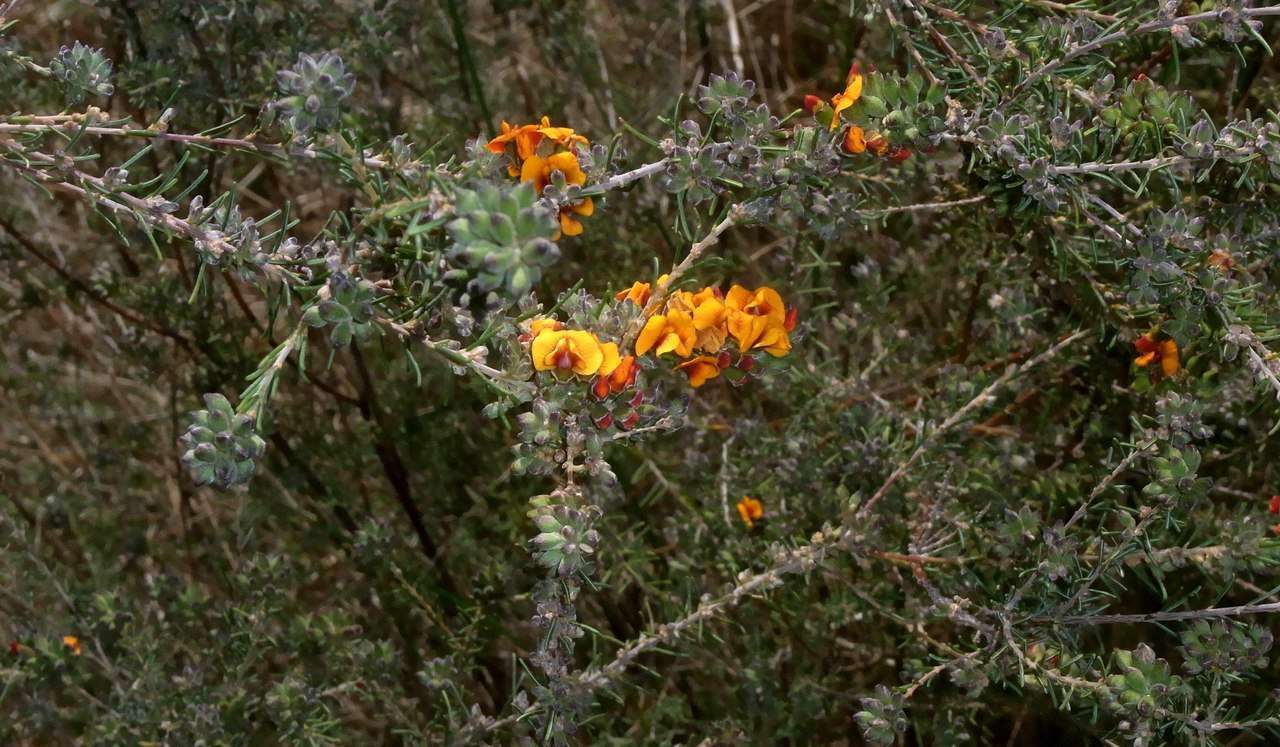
[5,0,1280,745]
[446,182,561,303]
[48,42,113,104]
[180,393,266,488]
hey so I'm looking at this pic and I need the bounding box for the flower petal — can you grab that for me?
[636,315,667,356]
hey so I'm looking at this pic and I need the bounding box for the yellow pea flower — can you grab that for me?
[635,309,697,358]
[531,329,606,376]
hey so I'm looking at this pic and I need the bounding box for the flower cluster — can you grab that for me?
[805,62,912,163]
[487,117,595,238]
[631,282,796,388]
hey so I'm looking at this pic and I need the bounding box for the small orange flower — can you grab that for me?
[616,281,653,306]
[679,355,722,388]
[62,635,82,656]
[736,497,764,528]
[487,121,542,162]
[1133,332,1180,377]
[829,62,863,131]
[1207,249,1234,271]
[725,285,791,357]
[491,117,594,238]
[615,274,670,307]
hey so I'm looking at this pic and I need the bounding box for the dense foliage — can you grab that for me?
[4,0,1280,744]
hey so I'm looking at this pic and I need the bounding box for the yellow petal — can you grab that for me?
[559,211,584,237]
[725,284,754,312]
[692,297,726,330]
[598,342,621,376]
[564,330,604,375]
[530,329,564,371]
[756,323,791,357]
[571,197,594,217]
[529,318,562,336]
[546,151,586,185]
[636,315,667,356]
[755,287,787,325]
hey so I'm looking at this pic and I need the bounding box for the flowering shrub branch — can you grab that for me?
[5,0,1280,744]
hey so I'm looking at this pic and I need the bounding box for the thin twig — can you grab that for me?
[1016,7,1280,93]
[1041,601,1280,626]
[621,204,743,349]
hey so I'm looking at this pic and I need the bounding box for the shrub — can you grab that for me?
[2,0,1280,744]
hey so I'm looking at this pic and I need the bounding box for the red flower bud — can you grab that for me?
[888,147,913,164]
[629,389,645,407]
[737,355,757,372]
[784,307,799,332]
[591,375,610,401]
[1270,495,1280,515]
[716,351,733,369]
[803,94,823,114]
[621,411,640,430]
[595,412,614,430]
[8,641,19,656]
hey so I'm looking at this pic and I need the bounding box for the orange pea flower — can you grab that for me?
[669,287,728,353]
[62,635,82,656]
[830,62,864,131]
[725,285,791,357]
[678,355,722,388]
[636,309,698,357]
[1133,332,1180,377]
[736,497,764,528]
[616,274,671,307]
[616,281,653,306]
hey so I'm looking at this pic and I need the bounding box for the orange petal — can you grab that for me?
[636,315,667,356]
[1160,341,1180,376]
[520,155,548,191]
